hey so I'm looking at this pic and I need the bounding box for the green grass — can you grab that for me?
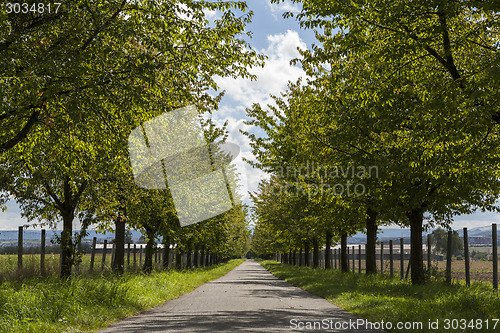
[260,260,500,333]
[0,259,244,332]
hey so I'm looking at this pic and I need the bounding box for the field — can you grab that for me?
[322,257,499,286]
[0,252,173,282]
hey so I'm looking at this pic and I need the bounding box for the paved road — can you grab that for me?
[99,260,386,332]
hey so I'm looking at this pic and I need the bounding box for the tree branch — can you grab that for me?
[79,0,127,52]
[0,108,41,154]
[437,8,462,83]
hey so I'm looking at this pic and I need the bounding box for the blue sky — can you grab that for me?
[1,0,499,231]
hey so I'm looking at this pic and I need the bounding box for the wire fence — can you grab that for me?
[275,224,498,290]
[1,227,219,281]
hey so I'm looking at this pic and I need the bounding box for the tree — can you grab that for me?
[265,1,500,284]
[0,0,264,153]
[124,230,133,244]
[430,228,463,257]
[245,67,500,284]
[272,0,500,123]
[0,1,264,277]
[127,188,177,273]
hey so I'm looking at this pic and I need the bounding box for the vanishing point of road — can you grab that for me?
[99,260,386,332]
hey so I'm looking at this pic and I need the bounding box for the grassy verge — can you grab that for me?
[0,259,244,332]
[260,260,500,333]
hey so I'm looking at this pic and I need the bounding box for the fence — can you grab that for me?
[2,226,219,279]
[275,224,499,290]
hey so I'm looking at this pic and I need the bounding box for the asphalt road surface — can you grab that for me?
[99,259,386,332]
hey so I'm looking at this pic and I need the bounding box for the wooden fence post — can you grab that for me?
[352,246,355,273]
[389,240,393,278]
[358,244,362,274]
[400,238,404,279]
[101,240,107,271]
[76,237,82,275]
[133,244,137,267]
[17,226,23,273]
[41,229,46,276]
[337,248,341,269]
[493,224,498,290]
[110,243,115,268]
[427,234,431,271]
[446,230,452,285]
[127,243,131,269]
[89,237,96,273]
[380,242,384,274]
[463,228,470,287]
[346,246,350,271]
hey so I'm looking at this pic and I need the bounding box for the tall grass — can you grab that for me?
[261,260,500,333]
[0,254,62,282]
[0,259,244,332]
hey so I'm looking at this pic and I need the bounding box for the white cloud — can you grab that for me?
[215,29,306,109]
[451,211,500,229]
[266,0,301,19]
[211,30,306,203]
[203,8,220,22]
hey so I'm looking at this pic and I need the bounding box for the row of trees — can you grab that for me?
[0,1,260,277]
[249,0,500,284]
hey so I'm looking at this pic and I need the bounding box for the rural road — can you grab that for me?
[99,260,386,332]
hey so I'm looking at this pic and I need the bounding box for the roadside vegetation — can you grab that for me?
[261,260,500,333]
[0,259,244,333]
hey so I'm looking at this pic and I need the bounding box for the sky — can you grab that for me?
[1,0,499,231]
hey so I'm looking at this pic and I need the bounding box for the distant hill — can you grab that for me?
[1,224,497,247]
[0,229,145,247]
[346,225,498,244]
[347,228,418,244]
[456,225,498,237]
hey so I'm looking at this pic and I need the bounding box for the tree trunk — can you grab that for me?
[365,208,378,274]
[163,236,170,270]
[312,237,319,268]
[186,239,192,268]
[193,244,199,268]
[60,210,74,278]
[407,208,425,285]
[304,241,310,267]
[325,230,332,269]
[176,248,182,269]
[200,246,205,267]
[340,232,348,272]
[143,228,155,273]
[112,214,125,273]
[204,248,209,266]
